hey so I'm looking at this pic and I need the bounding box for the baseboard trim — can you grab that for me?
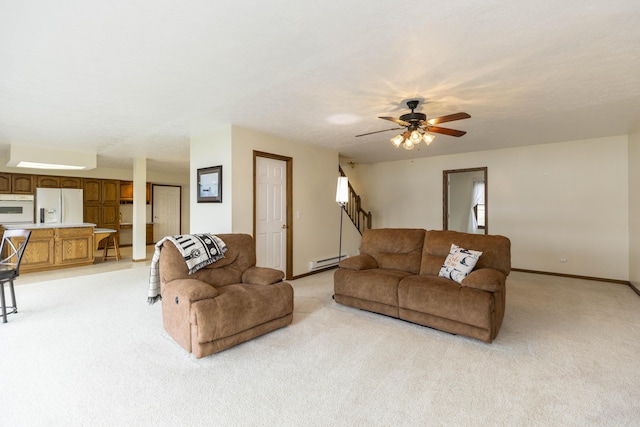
[291,266,337,280]
[629,282,640,297]
[512,268,629,285]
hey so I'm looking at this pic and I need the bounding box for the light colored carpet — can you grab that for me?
[1,266,639,426]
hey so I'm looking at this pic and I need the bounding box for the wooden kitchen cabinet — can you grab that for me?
[36,175,61,188]
[120,181,151,203]
[10,174,34,194]
[60,177,83,188]
[83,179,120,245]
[83,179,102,203]
[55,227,94,267]
[120,181,133,201]
[102,180,119,203]
[6,226,95,273]
[0,173,11,193]
[18,228,56,271]
[36,175,83,189]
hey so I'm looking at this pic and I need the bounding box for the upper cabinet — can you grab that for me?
[12,174,34,193]
[0,173,11,193]
[120,181,133,201]
[36,175,83,189]
[102,180,119,204]
[83,179,120,204]
[1,173,35,194]
[120,181,151,203]
[83,179,102,203]
[36,175,60,188]
[60,177,83,189]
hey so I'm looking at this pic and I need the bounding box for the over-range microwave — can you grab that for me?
[0,194,35,224]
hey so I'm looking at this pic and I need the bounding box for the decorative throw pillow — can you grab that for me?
[438,244,483,283]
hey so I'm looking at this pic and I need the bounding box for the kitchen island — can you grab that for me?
[2,223,97,273]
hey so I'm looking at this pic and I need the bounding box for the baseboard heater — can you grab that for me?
[309,254,347,271]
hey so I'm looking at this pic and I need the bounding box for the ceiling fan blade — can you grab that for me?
[379,116,411,127]
[428,126,467,137]
[427,112,471,125]
[355,127,404,137]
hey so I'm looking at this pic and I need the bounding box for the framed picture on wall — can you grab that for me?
[197,165,222,203]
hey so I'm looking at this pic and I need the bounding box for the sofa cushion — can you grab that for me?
[191,282,293,344]
[438,244,482,283]
[360,228,426,275]
[398,275,494,329]
[420,230,511,276]
[334,268,412,308]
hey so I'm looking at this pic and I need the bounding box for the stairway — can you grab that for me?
[339,166,372,235]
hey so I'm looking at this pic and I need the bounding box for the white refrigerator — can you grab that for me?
[36,188,84,224]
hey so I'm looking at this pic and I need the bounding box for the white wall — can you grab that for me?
[189,126,233,234]
[354,135,629,281]
[629,121,640,288]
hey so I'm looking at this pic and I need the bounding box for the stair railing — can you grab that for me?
[339,166,372,235]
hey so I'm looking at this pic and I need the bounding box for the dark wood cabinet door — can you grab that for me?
[12,174,34,194]
[60,177,82,188]
[84,204,100,225]
[36,176,61,188]
[102,180,120,203]
[0,173,11,193]
[101,204,119,226]
[120,181,133,201]
[84,179,101,203]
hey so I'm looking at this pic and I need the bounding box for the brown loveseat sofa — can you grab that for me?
[158,234,293,358]
[334,228,511,342]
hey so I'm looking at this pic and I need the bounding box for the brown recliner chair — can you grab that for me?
[158,233,293,358]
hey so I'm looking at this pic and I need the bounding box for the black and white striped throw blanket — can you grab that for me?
[147,234,227,304]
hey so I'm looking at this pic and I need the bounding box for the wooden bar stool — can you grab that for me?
[94,228,120,262]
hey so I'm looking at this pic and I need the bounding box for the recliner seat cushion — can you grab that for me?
[334,268,412,308]
[191,282,293,344]
[398,275,493,329]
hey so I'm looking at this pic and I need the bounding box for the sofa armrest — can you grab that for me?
[338,254,378,271]
[242,266,284,285]
[162,278,220,303]
[461,268,506,292]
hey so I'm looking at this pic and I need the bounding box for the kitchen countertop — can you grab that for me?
[2,222,97,230]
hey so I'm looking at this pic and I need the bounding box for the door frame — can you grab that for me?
[253,150,293,279]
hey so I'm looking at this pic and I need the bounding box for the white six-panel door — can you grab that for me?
[255,156,287,273]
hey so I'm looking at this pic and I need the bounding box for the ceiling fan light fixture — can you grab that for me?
[390,134,404,147]
[423,133,435,145]
[402,139,415,150]
[409,130,422,143]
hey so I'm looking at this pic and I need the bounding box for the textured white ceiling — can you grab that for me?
[1,1,640,173]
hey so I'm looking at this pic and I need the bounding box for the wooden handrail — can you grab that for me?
[339,166,372,235]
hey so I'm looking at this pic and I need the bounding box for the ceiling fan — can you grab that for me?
[355,100,471,150]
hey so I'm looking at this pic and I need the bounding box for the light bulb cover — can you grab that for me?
[336,176,349,203]
[410,130,422,143]
[423,133,435,145]
[390,134,404,147]
[402,140,415,150]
